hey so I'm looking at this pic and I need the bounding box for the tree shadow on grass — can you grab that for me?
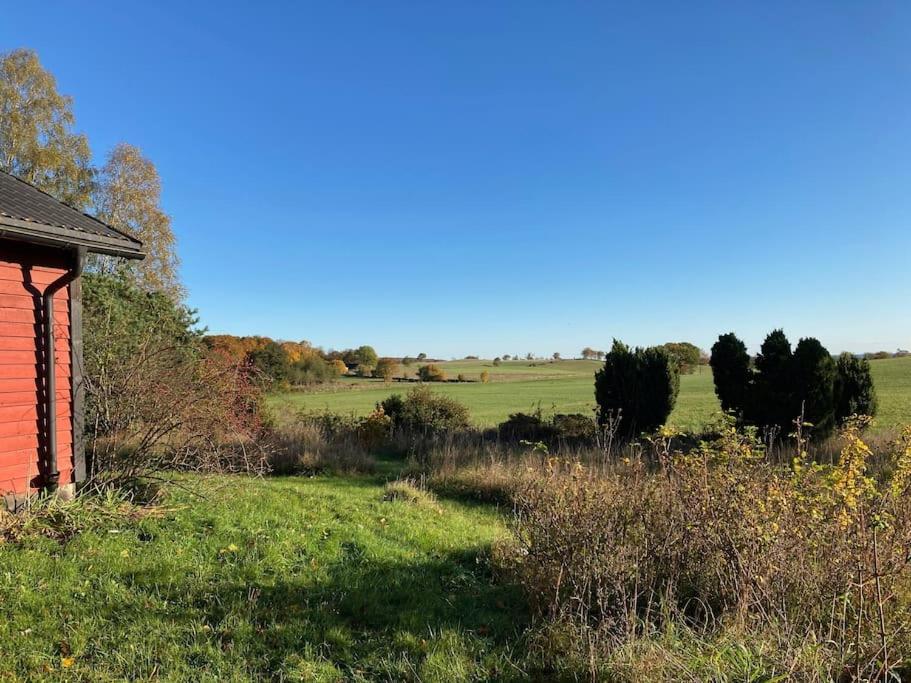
[121,545,533,680]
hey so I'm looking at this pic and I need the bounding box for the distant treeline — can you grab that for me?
[862,350,910,360]
[203,335,441,387]
[584,342,708,374]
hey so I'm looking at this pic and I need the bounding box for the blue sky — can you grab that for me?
[3,2,910,357]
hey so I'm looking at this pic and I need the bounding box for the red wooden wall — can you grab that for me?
[0,242,73,495]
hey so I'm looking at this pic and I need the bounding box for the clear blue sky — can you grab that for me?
[4,2,910,357]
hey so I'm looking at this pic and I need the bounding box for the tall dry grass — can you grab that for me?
[490,422,911,680]
[264,410,377,475]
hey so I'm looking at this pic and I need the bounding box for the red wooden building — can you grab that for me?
[0,170,143,504]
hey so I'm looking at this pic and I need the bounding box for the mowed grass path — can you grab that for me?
[0,475,527,681]
[271,357,911,432]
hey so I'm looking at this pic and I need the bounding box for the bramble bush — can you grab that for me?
[380,386,470,435]
[499,421,911,679]
[498,412,554,442]
[264,412,376,476]
[83,273,267,484]
[497,412,597,444]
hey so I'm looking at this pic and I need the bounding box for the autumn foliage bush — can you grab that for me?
[83,273,267,484]
[499,421,911,678]
[417,364,447,382]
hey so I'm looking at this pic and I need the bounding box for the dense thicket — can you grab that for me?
[247,341,293,386]
[418,364,447,382]
[83,274,264,480]
[710,330,877,440]
[244,341,349,387]
[594,341,679,438]
[83,273,201,441]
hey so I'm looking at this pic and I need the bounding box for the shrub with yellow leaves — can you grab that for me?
[500,420,911,679]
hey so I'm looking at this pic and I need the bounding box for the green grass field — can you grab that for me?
[0,474,527,681]
[270,356,911,432]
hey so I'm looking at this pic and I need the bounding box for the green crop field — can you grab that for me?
[270,356,911,432]
[870,356,911,430]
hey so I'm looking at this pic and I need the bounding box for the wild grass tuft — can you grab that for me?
[1,488,167,545]
[383,479,442,512]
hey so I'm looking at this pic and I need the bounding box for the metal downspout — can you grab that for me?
[42,247,85,492]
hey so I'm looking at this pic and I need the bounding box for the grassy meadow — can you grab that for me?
[0,475,528,681]
[270,356,911,432]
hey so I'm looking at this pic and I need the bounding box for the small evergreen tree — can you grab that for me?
[749,329,795,432]
[595,340,679,438]
[710,333,752,415]
[638,345,681,431]
[790,338,837,439]
[834,353,878,423]
[595,341,639,433]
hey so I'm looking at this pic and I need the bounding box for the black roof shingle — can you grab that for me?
[0,170,143,258]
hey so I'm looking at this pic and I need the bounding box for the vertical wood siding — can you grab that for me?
[0,242,73,495]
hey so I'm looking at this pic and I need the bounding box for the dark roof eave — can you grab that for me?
[0,217,145,260]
